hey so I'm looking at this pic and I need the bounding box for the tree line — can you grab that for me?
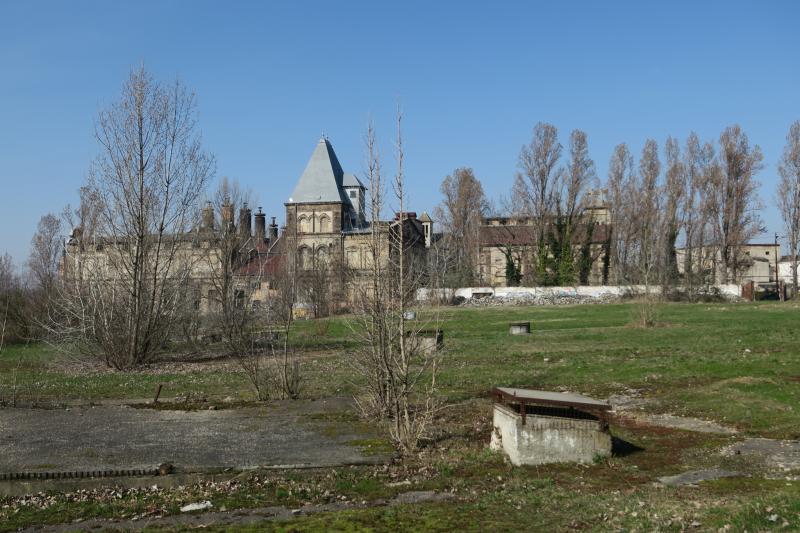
[433,120,800,294]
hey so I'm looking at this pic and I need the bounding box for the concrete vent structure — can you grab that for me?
[509,321,531,335]
[490,387,612,465]
[406,329,443,355]
[254,208,266,241]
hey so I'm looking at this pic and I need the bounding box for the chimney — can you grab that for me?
[269,216,279,241]
[201,201,214,230]
[254,208,266,241]
[221,201,235,231]
[239,204,252,237]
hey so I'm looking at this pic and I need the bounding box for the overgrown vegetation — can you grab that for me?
[4,301,800,530]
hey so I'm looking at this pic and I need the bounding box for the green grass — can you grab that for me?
[3,301,800,430]
[0,343,252,403]
[4,301,800,531]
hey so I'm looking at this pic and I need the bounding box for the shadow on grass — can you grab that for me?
[612,435,645,457]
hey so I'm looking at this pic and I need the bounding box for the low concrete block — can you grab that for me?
[407,329,443,355]
[509,321,531,335]
[490,404,611,465]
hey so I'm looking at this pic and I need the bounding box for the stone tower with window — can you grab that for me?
[283,137,431,306]
[284,137,368,271]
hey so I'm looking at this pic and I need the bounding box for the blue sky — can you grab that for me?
[1,1,798,263]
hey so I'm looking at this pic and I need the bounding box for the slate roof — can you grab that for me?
[288,138,350,204]
[342,172,365,189]
[480,221,609,247]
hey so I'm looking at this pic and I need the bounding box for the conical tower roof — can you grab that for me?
[288,138,348,204]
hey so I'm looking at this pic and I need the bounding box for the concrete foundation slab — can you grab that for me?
[0,398,387,477]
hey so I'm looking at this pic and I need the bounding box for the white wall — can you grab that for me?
[779,263,800,284]
[417,284,741,301]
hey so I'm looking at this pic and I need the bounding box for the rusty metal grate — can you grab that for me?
[492,387,611,425]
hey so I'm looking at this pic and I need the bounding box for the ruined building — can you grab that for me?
[63,137,433,314]
[477,191,611,286]
[240,137,433,310]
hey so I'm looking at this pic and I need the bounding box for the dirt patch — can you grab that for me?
[607,387,652,411]
[613,411,737,435]
[709,376,775,388]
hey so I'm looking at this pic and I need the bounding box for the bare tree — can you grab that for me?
[49,67,215,369]
[349,113,443,453]
[28,214,64,296]
[662,136,686,289]
[682,133,703,291]
[606,143,636,284]
[201,177,256,348]
[777,120,800,297]
[550,129,596,285]
[229,254,301,402]
[197,177,302,400]
[635,139,663,288]
[707,125,764,283]
[514,122,562,284]
[0,254,29,349]
[26,213,64,336]
[434,167,488,286]
[299,251,334,318]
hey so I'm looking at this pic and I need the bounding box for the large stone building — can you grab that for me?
[477,192,611,286]
[675,242,781,285]
[63,137,433,316]
[234,136,435,310]
[241,137,433,310]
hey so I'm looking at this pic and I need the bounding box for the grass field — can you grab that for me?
[2,300,800,531]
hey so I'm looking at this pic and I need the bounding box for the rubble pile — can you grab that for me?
[463,292,620,307]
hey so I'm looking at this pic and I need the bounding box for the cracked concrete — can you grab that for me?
[0,397,388,476]
[724,438,800,474]
[657,469,744,486]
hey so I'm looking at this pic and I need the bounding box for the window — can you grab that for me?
[299,246,311,269]
[319,214,331,233]
[349,190,357,198]
[298,216,310,233]
[346,248,358,267]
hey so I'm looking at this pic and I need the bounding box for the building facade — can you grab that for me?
[477,196,611,287]
[63,137,433,316]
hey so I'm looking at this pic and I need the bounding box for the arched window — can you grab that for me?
[318,214,331,233]
[298,246,311,269]
[298,215,310,233]
[346,247,358,268]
